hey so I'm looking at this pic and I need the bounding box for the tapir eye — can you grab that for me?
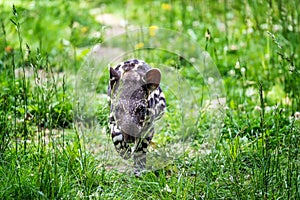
[136,105,147,114]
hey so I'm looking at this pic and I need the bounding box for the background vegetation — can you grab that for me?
[0,0,299,199]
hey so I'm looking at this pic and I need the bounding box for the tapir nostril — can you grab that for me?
[121,122,141,137]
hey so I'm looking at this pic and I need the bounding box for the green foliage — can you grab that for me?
[0,0,299,199]
[97,102,109,130]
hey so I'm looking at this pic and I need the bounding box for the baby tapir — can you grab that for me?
[108,59,166,174]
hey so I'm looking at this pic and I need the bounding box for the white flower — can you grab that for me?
[254,105,262,111]
[245,87,256,97]
[207,77,214,85]
[295,112,300,120]
[176,20,182,26]
[235,61,240,69]
[241,67,246,75]
[228,69,235,76]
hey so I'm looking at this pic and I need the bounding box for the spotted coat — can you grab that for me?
[108,59,166,173]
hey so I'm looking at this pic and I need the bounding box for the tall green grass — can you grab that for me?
[0,0,299,199]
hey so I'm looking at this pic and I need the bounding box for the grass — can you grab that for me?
[0,0,299,199]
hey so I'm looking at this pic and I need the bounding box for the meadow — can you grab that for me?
[0,0,299,199]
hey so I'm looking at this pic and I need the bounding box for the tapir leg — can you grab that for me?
[133,136,152,175]
[112,129,132,159]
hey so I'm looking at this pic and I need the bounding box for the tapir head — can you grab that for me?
[110,66,161,137]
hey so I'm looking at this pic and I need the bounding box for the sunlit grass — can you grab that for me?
[0,0,299,199]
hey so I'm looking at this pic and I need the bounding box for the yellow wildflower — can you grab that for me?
[149,25,158,37]
[135,42,144,49]
[161,3,172,11]
[5,46,13,53]
[81,26,88,33]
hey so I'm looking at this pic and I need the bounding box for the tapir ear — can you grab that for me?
[110,67,120,87]
[145,68,161,91]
